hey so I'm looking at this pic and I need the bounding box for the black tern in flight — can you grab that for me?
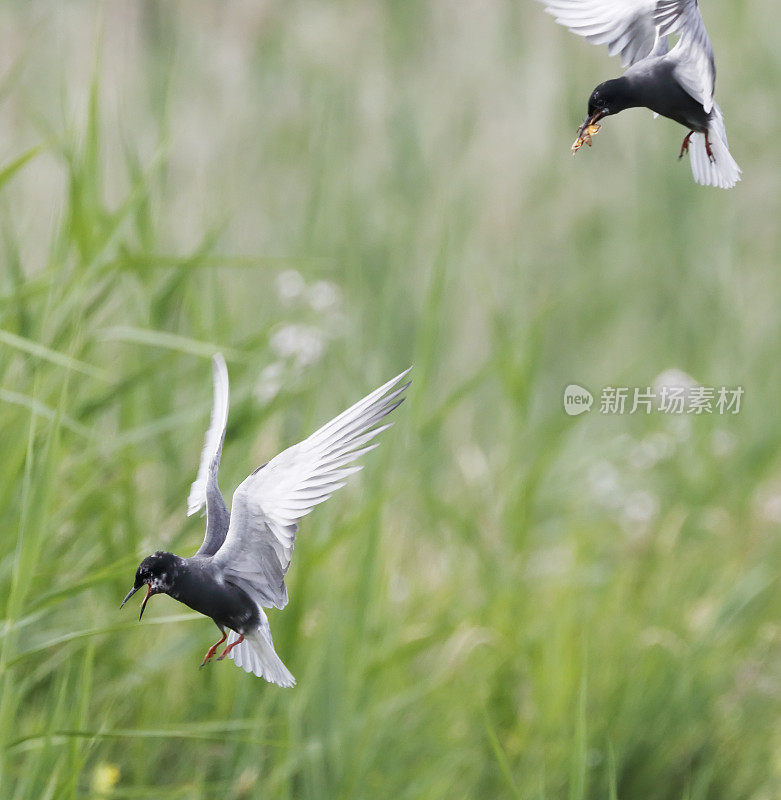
[121,355,410,686]
[539,0,741,188]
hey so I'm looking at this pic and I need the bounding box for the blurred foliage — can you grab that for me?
[0,1,779,798]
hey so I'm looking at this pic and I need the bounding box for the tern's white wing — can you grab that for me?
[664,0,715,112]
[212,367,411,609]
[188,353,231,556]
[538,0,696,68]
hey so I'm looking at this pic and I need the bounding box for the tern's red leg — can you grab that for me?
[679,131,694,159]
[217,634,244,661]
[704,130,715,163]
[200,631,227,668]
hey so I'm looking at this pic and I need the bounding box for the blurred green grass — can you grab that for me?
[1,1,779,798]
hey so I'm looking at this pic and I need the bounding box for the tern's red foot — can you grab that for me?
[704,130,715,163]
[217,634,244,661]
[200,631,227,668]
[679,131,694,159]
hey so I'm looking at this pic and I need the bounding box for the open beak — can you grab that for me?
[120,583,153,620]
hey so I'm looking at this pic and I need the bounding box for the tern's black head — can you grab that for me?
[587,78,635,119]
[577,78,638,141]
[121,551,180,619]
[133,551,179,590]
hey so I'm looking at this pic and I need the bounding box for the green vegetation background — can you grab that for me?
[1,2,778,798]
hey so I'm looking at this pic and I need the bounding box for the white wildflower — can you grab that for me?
[269,324,325,368]
[622,490,658,525]
[307,280,340,312]
[276,270,306,304]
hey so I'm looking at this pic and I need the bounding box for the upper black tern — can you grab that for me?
[539,0,741,188]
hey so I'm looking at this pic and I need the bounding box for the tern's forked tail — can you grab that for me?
[226,629,296,687]
[688,107,741,189]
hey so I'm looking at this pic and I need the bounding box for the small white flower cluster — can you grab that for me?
[270,324,326,369]
[275,270,341,313]
[254,270,345,405]
[586,420,739,538]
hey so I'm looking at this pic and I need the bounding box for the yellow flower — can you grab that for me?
[90,763,120,796]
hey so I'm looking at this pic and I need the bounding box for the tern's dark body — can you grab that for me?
[625,62,711,131]
[134,551,260,634]
[175,558,260,632]
[590,64,711,138]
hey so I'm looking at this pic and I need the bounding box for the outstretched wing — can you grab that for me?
[538,0,695,68]
[187,353,231,557]
[663,1,715,112]
[212,367,411,609]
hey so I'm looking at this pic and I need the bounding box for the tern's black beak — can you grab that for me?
[577,109,607,140]
[120,585,139,609]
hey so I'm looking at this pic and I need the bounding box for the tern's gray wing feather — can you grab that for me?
[649,32,668,57]
[538,1,697,68]
[188,354,231,557]
[663,1,715,112]
[212,368,411,609]
[539,0,656,67]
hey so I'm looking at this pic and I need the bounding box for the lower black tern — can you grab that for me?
[539,0,741,188]
[121,355,410,686]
